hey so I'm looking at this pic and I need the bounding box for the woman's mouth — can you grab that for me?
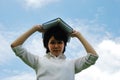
[53,49,60,52]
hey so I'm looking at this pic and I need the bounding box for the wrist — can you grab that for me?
[33,25,41,31]
[74,32,81,37]
[76,32,83,39]
[31,26,38,32]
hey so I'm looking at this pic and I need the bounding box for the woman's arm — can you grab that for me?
[11,25,44,48]
[71,30,97,55]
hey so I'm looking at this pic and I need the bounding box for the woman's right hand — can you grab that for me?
[34,25,46,33]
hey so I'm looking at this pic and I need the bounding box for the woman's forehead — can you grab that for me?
[49,36,63,41]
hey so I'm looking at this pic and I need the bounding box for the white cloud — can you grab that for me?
[75,65,120,80]
[75,66,101,80]
[24,33,46,56]
[0,33,14,64]
[0,23,25,65]
[1,72,35,80]
[97,39,120,72]
[21,0,60,9]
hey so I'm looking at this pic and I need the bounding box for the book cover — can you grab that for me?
[42,18,73,33]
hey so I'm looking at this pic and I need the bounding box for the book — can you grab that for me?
[42,18,73,34]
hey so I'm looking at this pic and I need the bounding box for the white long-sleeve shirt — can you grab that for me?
[12,45,98,80]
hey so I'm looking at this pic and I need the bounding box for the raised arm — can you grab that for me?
[71,30,98,73]
[71,30,97,55]
[11,25,44,48]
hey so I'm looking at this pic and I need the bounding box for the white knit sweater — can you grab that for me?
[12,45,98,80]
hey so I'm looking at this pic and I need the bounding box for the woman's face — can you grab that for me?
[48,36,65,57]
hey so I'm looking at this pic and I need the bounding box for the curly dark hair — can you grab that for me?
[43,26,70,53]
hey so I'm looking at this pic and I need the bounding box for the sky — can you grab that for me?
[0,0,120,80]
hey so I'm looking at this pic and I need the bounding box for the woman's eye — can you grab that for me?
[49,40,63,44]
[58,41,63,44]
[50,41,55,44]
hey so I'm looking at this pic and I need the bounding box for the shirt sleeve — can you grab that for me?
[74,53,98,73]
[12,45,39,69]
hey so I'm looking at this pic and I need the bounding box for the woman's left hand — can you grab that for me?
[70,30,80,38]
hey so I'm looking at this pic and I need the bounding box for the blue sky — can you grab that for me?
[0,0,120,80]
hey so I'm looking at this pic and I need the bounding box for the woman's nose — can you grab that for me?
[54,43,59,47]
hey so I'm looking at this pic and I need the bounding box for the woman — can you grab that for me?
[11,25,98,80]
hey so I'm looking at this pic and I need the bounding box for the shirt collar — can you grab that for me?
[45,52,66,59]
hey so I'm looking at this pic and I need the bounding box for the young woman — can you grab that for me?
[11,25,98,80]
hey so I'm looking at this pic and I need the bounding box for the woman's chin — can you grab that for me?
[52,51,61,56]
